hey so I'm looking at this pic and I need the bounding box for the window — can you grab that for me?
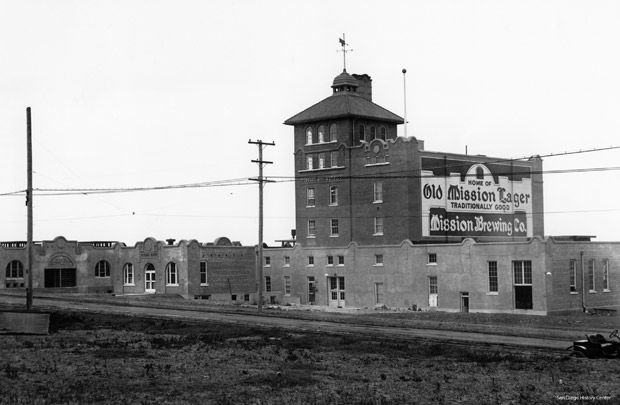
[284,256,290,267]
[306,154,314,170]
[200,261,208,286]
[306,127,313,145]
[476,167,484,180]
[308,256,314,266]
[359,124,365,142]
[330,151,339,167]
[588,259,595,292]
[307,220,316,237]
[329,124,337,142]
[428,253,437,264]
[318,125,325,143]
[265,276,271,292]
[5,260,24,288]
[488,261,498,293]
[375,254,384,266]
[603,260,610,291]
[429,276,438,294]
[373,182,383,202]
[95,260,110,278]
[306,187,316,207]
[375,282,384,304]
[513,261,532,285]
[318,153,326,169]
[374,217,384,235]
[327,255,334,266]
[569,259,577,292]
[329,186,338,205]
[123,263,134,286]
[284,275,291,295]
[166,262,178,285]
[264,256,271,267]
[338,255,344,266]
[330,219,339,236]
[370,126,376,139]
[380,127,387,141]
[5,260,24,279]
[244,294,250,301]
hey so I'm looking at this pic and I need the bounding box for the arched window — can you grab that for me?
[329,124,337,142]
[370,126,377,140]
[476,167,484,180]
[5,260,24,278]
[306,127,313,145]
[318,125,325,143]
[123,263,134,285]
[380,127,387,141]
[359,124,366,142]
[95,260,110,278]
[166,262,178,285]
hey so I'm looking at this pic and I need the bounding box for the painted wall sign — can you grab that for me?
[421,163,533,238]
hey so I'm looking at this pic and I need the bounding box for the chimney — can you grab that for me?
[166,238,175,246]
[352,74,372,101]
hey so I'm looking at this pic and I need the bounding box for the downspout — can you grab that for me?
[581,251,586,312]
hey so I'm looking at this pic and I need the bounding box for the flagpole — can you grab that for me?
[26,107,33,311]
[402,68,408,138]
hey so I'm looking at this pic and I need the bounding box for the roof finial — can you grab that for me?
[338,34,353,72]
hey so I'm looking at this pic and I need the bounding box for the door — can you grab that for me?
[460,292,469,313]
[428,276,438,308]
[145,264,156,293]
[307,276,316,305]
[375,282,384,305]
[328,276,345,308]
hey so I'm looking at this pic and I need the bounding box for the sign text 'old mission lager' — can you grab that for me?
[421,163,533,238]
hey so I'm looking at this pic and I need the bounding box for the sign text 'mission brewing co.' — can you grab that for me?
[421,164,533,238]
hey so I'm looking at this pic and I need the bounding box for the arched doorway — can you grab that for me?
[144,263,156,293]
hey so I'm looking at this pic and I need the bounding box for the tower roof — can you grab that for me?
[284,71,404,125]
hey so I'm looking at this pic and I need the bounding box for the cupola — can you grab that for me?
[331,70,359,94]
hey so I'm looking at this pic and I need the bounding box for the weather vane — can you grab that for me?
[337,34,353,72]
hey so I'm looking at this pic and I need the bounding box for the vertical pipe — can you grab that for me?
[581,251,586,312]
[402,69,408,138]
[26,107,33,311]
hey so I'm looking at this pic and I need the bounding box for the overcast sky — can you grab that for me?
[1,0,619,245]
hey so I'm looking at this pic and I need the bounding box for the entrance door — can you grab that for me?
[307,276,316,305]
[145,264,156,293]
[375,282,384,305]
[428,276,438,308]
[460,292,469,313]
[328,276,345,308]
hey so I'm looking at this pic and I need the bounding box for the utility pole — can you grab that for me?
[402,68,408,138]
[249,139,275,312]
[26,107,33,311]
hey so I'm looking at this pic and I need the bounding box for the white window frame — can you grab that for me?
[337,255,344,266]
[513,260,532,286]
[307,219,316,237]
[374,217,384,236]
[373,181,383,203]
[166,262,178,286]
[200,261,208,286]
[306,187,316,207]
[123,263,134,286]
[306,127,313,145]
[569,259,577,293]
[588,259,595,292]
[330,218,339,237]
[603,259,610,292]
[329,185,338,206]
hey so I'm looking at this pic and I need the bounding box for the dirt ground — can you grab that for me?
[1,310,619,404]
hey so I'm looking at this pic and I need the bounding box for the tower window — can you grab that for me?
[476,167,484,180]
[329,124,337,142]
[306,127,313,145]
[318,125,325,143]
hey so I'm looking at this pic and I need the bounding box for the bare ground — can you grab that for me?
[1,310,619,404]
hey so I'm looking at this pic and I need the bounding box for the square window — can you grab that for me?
[428,253,437,264]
